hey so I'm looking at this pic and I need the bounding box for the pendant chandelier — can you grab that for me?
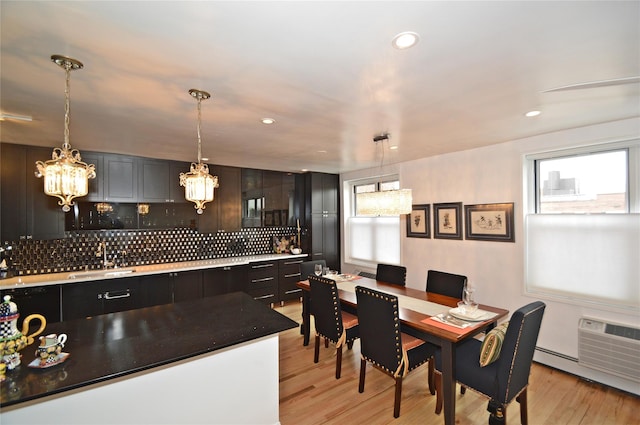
[356,133,412,216]
[35,55,96,212]
[179,89,219,214]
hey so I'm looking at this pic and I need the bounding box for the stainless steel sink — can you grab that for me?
[67,268,137,280]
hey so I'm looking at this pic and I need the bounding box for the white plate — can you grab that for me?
[448,307,492,322]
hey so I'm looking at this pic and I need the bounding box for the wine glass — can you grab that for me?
[463,284,475,305]
[314,264,322,276]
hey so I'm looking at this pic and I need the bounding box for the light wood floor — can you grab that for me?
[275,301,640,425]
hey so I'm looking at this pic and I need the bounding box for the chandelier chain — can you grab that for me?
[63,61,72,151]
[196,96,202,164]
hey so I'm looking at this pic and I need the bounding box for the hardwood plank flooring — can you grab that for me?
[275,301,640,425]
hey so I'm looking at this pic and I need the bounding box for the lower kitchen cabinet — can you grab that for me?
[247,260,279,305]
[203,265,248,297]
[0,285,61,324]
[138,274,174,308]
[170,270,203,303]
[278,258,304,304]
[62,276,143,320]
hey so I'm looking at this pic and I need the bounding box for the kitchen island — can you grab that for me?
[0,291,297,424]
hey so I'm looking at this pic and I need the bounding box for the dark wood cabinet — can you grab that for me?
[170,270,203,303]
[104,154,138,202]
[304,172,340,270]
[278,258,304,304]
[138,274,174,308]
[0,143,66,242]
[1,143,27,243]
[0,285,61,324]
[81,151,103,202]
[203,265,248,297]
[247,260,278,305]
[62,276,143,320]
[198,165,242,233]
[241,168,263,228]
[138,159,190,203]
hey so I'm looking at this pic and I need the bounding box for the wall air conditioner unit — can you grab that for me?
[578,318,640,382]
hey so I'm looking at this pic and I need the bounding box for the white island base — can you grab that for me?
[2,334,281,425]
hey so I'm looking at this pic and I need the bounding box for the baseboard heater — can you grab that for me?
[578,317,640,383]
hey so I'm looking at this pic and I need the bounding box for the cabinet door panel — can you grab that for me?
[104,155,137,202]
[62,281,105,320]
[0,285,61,324]
[172,270,203,303]
[26,146,66,240]
[1,143,27,242]
[81,152,103,201]
[139,274,173,308]
[139,159,171,202]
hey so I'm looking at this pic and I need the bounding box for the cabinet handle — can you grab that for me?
[283,260,304,265]
[252,277,274,283]
[285,289,302,295]
[252,264,274,269]
[284,273,301,278]
[103,290,131,300]
[254,294,274,300]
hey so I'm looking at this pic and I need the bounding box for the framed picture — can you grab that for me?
[406,204,431,238]
[433,202,463,240]
[464,203,515,242]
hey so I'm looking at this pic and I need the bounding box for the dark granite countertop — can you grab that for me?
[0,292,297,408]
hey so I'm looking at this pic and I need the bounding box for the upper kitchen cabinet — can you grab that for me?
[138,158,190,203]
[81,151,103,202]
[1,143,27,243]
[104,154,137,202]
[198,164,242,233]
[242,168,263,228]
[309,172,338,215]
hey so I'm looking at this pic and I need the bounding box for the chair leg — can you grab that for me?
[517,388,528,425]
[347,340,354,350]
[428,357,435,395]
[336,345,343,379]
[434,371,443,415]
[314,334,320,363]
[393,376,403,418]
[358,359,366,393]
[461,385,466,394]
[325,337,329,348]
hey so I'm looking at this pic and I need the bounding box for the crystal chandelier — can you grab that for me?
[356,133,412,216]
[35,55,96,212]
[179,89,219,214]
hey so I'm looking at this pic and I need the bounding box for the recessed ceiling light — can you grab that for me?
[261,118,276,125]
[392,31,420,49]
[201,157,209,162]
[317,150,327,154]
[525,110,541,117]
[389,145,399,150]
[301,169,308,172]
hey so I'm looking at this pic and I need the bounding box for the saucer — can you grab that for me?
[28,352,70,369]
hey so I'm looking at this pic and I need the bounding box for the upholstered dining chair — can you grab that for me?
[376,263,407,286]
[425,269,468,394]
[433,301,546,425]
[425,269,468,298]
[299,260,326,281]
[308,275,359,379]
[355,286,434,418]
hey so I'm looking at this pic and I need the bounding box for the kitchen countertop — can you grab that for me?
[0,253,308,288]
[0,291,298,408]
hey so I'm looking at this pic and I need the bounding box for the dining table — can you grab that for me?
[296,275,509,425]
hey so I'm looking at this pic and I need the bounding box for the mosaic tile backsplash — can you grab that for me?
[2,227,299,276]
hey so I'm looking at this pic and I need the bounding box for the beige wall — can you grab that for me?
[341,117,640,394]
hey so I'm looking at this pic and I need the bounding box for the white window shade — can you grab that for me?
[348,216,400,264]
[525,214,640,311]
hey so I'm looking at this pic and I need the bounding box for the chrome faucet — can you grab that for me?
[96,241,115,269]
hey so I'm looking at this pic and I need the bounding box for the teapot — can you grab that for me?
[0,295,46,371]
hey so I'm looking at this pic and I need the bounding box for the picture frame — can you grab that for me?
[433,202,463,240]
[464,202,515,242]
[406,204,431,238]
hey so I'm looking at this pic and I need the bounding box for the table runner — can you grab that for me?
[336,280,451,317]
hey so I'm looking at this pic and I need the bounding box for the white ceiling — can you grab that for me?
[1,1,639,174]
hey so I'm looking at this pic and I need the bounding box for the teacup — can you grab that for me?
[36,333,67,366]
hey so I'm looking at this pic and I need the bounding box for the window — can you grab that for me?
[525,141,640,312]
[536,149,628,213]
[346,177,401,266]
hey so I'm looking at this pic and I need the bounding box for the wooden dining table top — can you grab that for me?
[297,276,509,343]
